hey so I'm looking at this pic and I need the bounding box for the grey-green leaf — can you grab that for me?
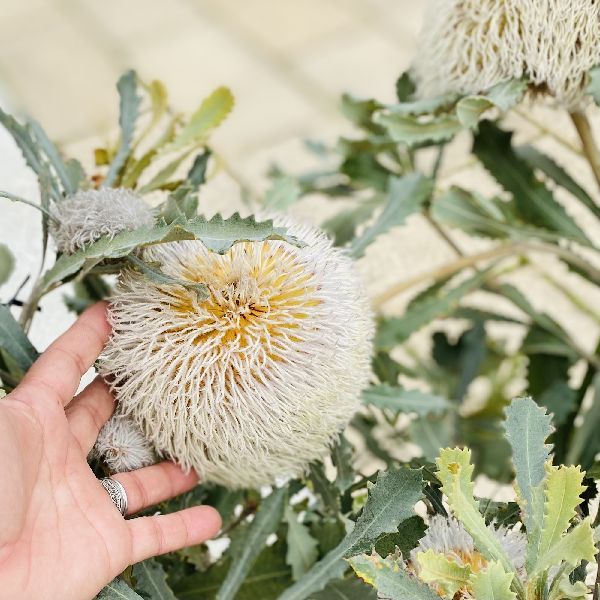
[280,468,423,600]
[515,145,600,219]
[0,305,38,373]
[473,121,591,246]
[351,174,432,257]
[504,397,553,536]
[285,505,319,581]
[132,559,177,600]
[0,244,14,286]
[374,112,462,145]
[375,267,496,349]
[362,384,450,415]
[216,487,287,600]
[349,553,439,600]
[104,70,141,187]
[332,435,355,493]
[587,66,600,105]
[310,577,378,599]
[42,213,302,290]
[96,579,143,599]
[264,175,302,211]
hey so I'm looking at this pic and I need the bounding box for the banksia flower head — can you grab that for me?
[50,188,156,254]
[99,214,373,488]
[91,414,156,474]
[409,516,526,597]
[412,0,600,109]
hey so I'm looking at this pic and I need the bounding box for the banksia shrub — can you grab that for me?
[99,215,373,488]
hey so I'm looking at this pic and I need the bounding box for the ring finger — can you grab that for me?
[111,461,199,516]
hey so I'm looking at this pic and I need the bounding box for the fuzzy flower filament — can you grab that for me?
[99,215,373,488]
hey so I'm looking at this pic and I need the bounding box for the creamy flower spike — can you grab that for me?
[91,414,156,474]
[99,215,373,488]
[412,0,600,109]
[50,188,155,254]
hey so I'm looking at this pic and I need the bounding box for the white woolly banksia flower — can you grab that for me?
[50,188,156,254]
[99,215,373,488]
[412,0,600,109]
[91,414,156,474]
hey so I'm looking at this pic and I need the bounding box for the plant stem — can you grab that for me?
[515,108,583,155]
[18,279,46,333]
[570,110,600,190]
[373,240,600,310]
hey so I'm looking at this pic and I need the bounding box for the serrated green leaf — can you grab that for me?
[264,175,302,211]
[532,518,596,576]
[416,549,471,595]
[159,185,199,223]
[548,576,588,600]
[504,398,554,530]
[457,79,526,128]
[308,462,340,514]
[96,579,143,599]
[436,449,518,582]
[566,374,600,468]
[515,145,600,219]
[374,111,462,145]
[0,244,14,286]
[216,487,287,600]
[387,94,459,116]
[587,66,600,105]
[42,213,302,290]
[538,465,586,559]
[187,151,210,189]
[376,266,496,348]
[348,553,439,600]
[127,254,208,299]
[29,119,76,195]
[362,384,449,416]
[165,86,234,153]
[64,158,85,192]
[374,515,427,557]
[310,577,378,599]
[322,199,379,247]
[456,96,495,129]
[468,561,516,600]
[473,121,591,245]
[104,70,141,187]
[332,435,354,493]
[0,305,38,373]
[285,505,319,581]
[132,558,177,600]
[280,468,423,600]
[351,173,432,257]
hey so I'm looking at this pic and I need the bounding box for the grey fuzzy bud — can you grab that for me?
[50,188,155,254]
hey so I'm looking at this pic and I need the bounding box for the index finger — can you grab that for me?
[20,302,111,406]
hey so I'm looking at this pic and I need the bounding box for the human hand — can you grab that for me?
[0,303,221,600]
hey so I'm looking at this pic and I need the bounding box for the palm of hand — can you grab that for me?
[0,304,220,600]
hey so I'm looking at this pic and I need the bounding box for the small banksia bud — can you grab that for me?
[99,214,373,488]
[50,188,156,254]
[91,414,157,474]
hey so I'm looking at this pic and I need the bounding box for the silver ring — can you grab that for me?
[100,477,128,516]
